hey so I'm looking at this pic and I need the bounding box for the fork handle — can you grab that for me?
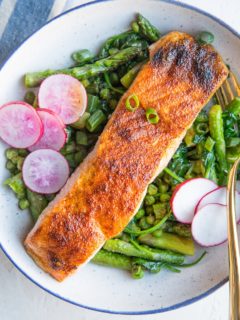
[227,158,240,320]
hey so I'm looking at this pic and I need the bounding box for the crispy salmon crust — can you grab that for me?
[25,32,228,281]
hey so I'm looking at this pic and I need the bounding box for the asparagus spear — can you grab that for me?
[103,239,184,264]
[25,47,141,88]
[209,104,228,184]
[138,232,194,256]
[134,14,160,42]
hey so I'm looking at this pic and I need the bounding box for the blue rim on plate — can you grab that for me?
[0,0,239,315]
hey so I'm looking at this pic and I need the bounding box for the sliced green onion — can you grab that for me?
[204,136,215,152]
[125,94,140,112]
[146,108,159,124]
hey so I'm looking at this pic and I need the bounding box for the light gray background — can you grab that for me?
[0,0,239,319]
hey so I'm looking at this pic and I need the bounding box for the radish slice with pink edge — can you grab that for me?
[29,109,66,152]
[38,74,87,124]
[170,178,217,224]
[22,149,70,194]
[0,101,43,148]
[192,203,227,247]
[195,186,240,223]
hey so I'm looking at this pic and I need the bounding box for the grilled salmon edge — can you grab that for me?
[24,31,228,281]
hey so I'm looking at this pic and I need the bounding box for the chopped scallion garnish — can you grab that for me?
[125,94,140,112]
[146,108,159,124]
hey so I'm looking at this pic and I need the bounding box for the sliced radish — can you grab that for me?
[29,109,66,152]
[38,74,87,124]
[192,203,227,247]
[195,187,226,214]
[22,149,69,194]
[0,101,43,148]
[195,186,240,223]
[171,178,217,224]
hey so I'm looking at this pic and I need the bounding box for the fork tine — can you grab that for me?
[230,72,240,96]
[224,79,234,102]
[216,90,226,108]
[220,85,229,106]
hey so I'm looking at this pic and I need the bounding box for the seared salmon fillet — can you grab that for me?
[25,31,228,281]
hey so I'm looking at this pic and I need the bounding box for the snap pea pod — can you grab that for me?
[103,239,184,264]
[91,249,132,270]
[209,104,228,184]
[25,47,141,87]
[138,232,195,256]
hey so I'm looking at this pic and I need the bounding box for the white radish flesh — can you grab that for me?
[29,109,66,152]
[22,149,69,194]
[38,74,87,124]
[0,101,43,148]
[192,203,227,247]
[195,186,240,223]
[171,178,217,224]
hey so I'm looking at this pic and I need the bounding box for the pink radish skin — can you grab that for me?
[22,149,70,194]
[192,203,227,247]
[38,74,87,124]
[170,178,217,224]
[29,109,66,152]
[195,186,240,223]
[0,101,43,148]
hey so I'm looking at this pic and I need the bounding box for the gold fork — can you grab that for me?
[216,71,240,320]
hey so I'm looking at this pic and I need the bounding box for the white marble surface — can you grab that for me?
[0,0,239,319]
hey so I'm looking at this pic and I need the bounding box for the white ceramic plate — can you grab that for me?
[0,0,239,315]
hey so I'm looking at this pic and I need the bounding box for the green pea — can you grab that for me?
[135,208,145,220]
[197,31,214,45]
[6,160,15,171]
[146,215,155,225]
[100,88,111,100]
[144,195,155,206]
[5,148,18,160]
[147,184,158,195]
[158,183,169,193]
[138,217,151,230]
[18,199,30,210]
[160,193,170,202]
